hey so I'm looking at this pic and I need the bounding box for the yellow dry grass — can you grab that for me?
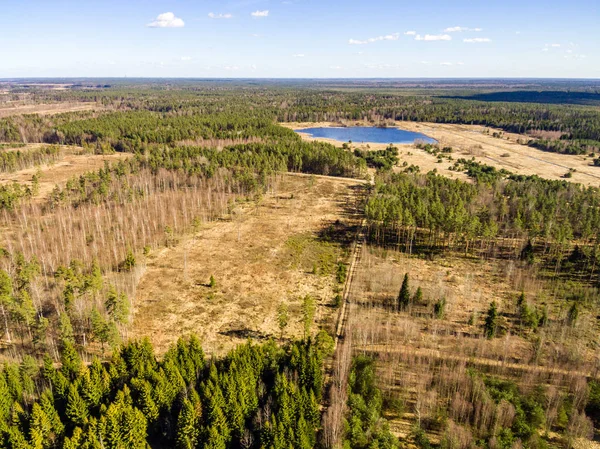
[0,147,130,200]
[132,173,364,355]
[0,102,100,117]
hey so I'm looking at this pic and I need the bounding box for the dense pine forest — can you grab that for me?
[2,79,600,449]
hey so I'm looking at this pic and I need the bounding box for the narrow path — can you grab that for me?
[354,343,594,379]
[320,180,369,448]
[333,219,365,349]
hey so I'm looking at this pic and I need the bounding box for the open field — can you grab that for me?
[132,173,365,355]
[0,102,99,117]
[0,146,129,199]
[284,121,600,187]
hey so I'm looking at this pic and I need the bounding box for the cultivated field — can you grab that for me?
[133,173,365,355]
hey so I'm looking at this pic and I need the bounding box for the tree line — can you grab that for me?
[0,335,331,449]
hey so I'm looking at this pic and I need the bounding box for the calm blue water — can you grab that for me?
[296,126,436,144]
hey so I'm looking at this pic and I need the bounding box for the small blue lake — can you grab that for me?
[295,126,436,144]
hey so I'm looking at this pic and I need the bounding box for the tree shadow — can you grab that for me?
[219,327,270,340]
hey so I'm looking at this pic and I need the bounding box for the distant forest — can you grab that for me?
[446,90,600,106]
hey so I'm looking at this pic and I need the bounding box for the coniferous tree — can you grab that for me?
[397,273,410,311]
[60,340,82,380]
[66,385,88,427]
[175,398,200,449]
[59,313,75,347]
[105,287,130,325]
[413,287,423,304]
[484,301,498,339]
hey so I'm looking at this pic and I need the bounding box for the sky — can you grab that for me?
[0,0,598,78]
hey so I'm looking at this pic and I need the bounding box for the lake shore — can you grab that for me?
[281,121,436,145]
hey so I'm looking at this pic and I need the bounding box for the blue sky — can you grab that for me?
[0,0,598,78]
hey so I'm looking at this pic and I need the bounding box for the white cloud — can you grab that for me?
[181,56,192,61]
[208,12,232,19]
[224,65,240,71]
[543,43,562,51]
[440,62,453,66]
[420,61,431,65]
[348,32,400,45]
[457,62,464,65]
[329,65,343,69]
[414,34,452,41]
[251,10,269,17]
[404,30,416,36]
[293,54,305,57]
[463,37,491,43]
[364,63,401,69]
[147,12,185,28]
[444,26,482,32]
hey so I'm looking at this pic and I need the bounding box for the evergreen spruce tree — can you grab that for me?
[397,273,410,311]
[60,340,82,380]
[175,398,199,449]
[0,374,12,422]
[39,390,65,444]
[85,259,103,294]
[29,402,52,449]
[65,385,88,427]
[484,301,498,339]
[204,425,226,449]
[90,308,110,351]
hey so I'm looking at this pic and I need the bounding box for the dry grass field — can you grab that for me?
[132,173,365,355]
[0,146,130,200]
[284,121,600,187]
[0,102,99,117]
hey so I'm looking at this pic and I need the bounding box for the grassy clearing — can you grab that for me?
[132,174,363,355]
[0,102,99,117]
[0,149,129,200]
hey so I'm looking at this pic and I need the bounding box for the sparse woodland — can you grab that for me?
[1,81,600,448]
